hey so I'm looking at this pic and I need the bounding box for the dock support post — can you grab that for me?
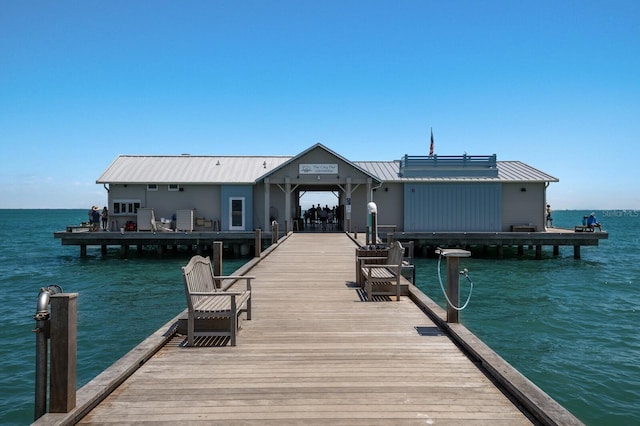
[535,245,542,259]
[101,244,107,256]
[553,245,559,256]
[496,245,503,259]
[49,293,77,414]
[255,229,262,257]
[120,245,129,259]
[517,245,524,256]
[574,245,581,259]
[80,244,86,257]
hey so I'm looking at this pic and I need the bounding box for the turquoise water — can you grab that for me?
[1,209,638,425]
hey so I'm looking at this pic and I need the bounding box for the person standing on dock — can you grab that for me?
[101,207,109,231]
[546,204,553,228]
[91,206,101,231]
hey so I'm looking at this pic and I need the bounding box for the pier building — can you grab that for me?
[55,143,607,258]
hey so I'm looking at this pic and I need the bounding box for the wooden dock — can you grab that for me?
[54,226,607,260]
[37,233,582,425]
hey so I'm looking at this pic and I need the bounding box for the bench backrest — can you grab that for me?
[182,255,217,310]
[387,241,404,268]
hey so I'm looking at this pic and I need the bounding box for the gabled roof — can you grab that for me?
[354,160,558,183]
[255,143,381,183]
[96,155,292,184]
[96,147,558,185]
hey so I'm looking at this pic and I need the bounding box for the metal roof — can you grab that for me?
[96,155,292,184]
[354,160,558,183]
[97,155,558,184]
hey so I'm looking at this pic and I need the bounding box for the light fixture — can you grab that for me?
[263,161,267,168]
[216,160,220,166]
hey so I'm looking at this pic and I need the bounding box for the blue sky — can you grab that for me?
[1,1,638,210]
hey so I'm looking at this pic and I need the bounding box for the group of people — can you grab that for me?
[546,204,602,231]
[303,204,337,231]
[88,206,109,231]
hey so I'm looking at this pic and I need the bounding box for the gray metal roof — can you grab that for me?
[96,155,292,184]
[97,155,558,184]
[354,160,558,183]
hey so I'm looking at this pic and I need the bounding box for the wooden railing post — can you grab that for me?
[436,248,471,323]
[271,221,279,245]
[255,229,262,257]
[213,242,223,284]
[49,293,78,413]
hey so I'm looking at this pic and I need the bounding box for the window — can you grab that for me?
[147,184,158,191]
[168,184,180,192]
[113,200,141,215]
[229,197,245,230]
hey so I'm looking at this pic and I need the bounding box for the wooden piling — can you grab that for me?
[49,293,78,413]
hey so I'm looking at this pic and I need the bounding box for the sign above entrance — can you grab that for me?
[299,164,338,174]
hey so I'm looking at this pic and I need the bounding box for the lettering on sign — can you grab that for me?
[299,164,338,174]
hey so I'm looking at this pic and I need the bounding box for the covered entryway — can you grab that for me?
[255,144,381,234]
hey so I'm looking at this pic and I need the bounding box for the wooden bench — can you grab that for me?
[361,241,404,301]
[574,225,600,232]
[511,225,537,232]
[181,255,253,346]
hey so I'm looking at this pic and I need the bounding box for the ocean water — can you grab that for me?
[0,209,638,425]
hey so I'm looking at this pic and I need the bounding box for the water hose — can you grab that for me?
[437,253,474,310]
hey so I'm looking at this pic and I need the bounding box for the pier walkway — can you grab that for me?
[39,233,581,425]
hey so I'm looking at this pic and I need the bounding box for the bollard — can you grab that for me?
[436,248,471,323]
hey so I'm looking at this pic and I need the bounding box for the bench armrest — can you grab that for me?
[213,275,254,291]
[189,291,245,297]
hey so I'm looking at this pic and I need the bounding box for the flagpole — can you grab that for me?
[429,127,434,157]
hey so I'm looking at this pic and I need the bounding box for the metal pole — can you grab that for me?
[33,285,62,421]
[34,317,49,420]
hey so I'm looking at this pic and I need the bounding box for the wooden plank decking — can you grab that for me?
[78,233,535,425]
